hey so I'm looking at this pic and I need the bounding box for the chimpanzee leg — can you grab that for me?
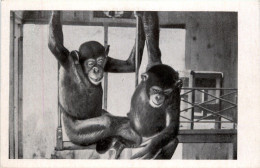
[154,138,179,159]
[62,112,142,149]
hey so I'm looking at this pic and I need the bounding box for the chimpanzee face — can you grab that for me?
[83,56,107,85]
[140,64,182,108]
[149,86,173,108]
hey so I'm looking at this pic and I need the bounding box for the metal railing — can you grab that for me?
[55,87,237,151]
[180,87,237,130]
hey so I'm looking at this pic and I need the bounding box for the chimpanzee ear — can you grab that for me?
[174,79,183,89]
[141,73,149,82]
[105,45,110,56]
[70,50,80,64]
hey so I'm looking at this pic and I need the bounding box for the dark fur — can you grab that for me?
[128,64,180,137]
[48,11,144,152]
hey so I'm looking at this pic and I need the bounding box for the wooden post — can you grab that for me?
[56,64,63,151]
[135,15,140,87]
[18,24,24,158]
[215,77,222,129]
[55,12,63,151]
[9,11,15,159]
[9,11,23,158]
[190,72,195,130]
[103,24,108,110]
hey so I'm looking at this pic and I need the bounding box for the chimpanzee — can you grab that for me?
[114,12,182,160]
[48,11,146,153]
[128,65,182,159]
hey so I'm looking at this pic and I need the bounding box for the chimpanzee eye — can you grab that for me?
[88,61,94,67]
[97,59,104,65]
[153,89,159,93]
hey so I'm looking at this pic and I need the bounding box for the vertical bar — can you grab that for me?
[18,24,23,158]
[56,64,63,151]
[103,24,108,110]
[233,93,237,129]
[187,71,193,129]
[233,135,237,159]
[56,12,63,151]
[191,89,195,130]
[9,11,15,159]
[13,16,19,159]
[135,15,140,87]
[57,65,61,127]
[215,77,221,129]
[190,73,195,130]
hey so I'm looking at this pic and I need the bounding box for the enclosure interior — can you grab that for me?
[9,11,237,159]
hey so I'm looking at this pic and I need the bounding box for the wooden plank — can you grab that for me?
[233,134,237,159]
[14,20,19,159]
[103,24,108,110]
[135,15,140,87]
[18,25,23,159]
[9,11,15,159]
[57,129,237,151]
[178,129,236,143]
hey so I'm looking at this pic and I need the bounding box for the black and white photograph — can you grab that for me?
[1,0,260,167]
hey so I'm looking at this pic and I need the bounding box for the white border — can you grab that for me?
[1,0,260,167]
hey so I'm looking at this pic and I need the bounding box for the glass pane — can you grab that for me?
[139,28,186,75]
[23,24,58,158]
[107,27,136,116]
[23,24,103,158]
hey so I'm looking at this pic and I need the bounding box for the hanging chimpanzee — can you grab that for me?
[114,12,182,160]
[48,11,146,153]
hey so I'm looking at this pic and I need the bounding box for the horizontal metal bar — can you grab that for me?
[179,129,237,135]
[177,129,237,143]
[182,99,234,122]
[180,90,194,96]
[180,121,234,123]
[180,115,192,121]
[197,89,237,106]
[58,129,237,150]
[196,105,236,122]
[181,87,237,90]
[181,90,237,113]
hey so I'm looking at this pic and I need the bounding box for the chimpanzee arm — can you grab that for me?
[143,12,162,70]
[48,11,70,68]
[104,14,145,73]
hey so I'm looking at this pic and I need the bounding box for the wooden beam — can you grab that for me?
[103,24,108,110]
[178,129,237,143]
[18,24,24,159]
[57,129,237,151]
[9,11,15,159]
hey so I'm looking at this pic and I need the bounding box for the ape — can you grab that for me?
[113,12,182,159]
[48,11,146,153]
[129,65,182,159]
[114,65,182,159]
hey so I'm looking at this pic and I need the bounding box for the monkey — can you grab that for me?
[48,11,147,154]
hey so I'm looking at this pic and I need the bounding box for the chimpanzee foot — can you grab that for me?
[115,120,142,148]
[96,137,114,154]
[113,140,126,159]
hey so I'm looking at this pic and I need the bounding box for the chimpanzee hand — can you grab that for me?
[134,11,144,18]
[130,138,162,159]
